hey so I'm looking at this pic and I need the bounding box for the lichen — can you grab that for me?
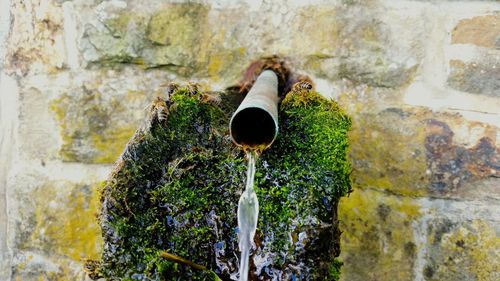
[50,88,141,164]
[92,84,351,280]
[146,4,208,46]
[347,108,429,196]
[338,189,421,281]
[27,182,103,261]
[426,219,500,281]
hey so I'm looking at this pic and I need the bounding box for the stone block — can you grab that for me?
[339,188,500,281]
[425,118,499,194]
[452,15,500,49]
[46,68,171,163]
[78,1,422,88]
[347,103,499,198]
[9,176,102,279]
[349,107,429,197]
[18,87,61,162]
[339,189,421,281]
[423,219,499,281]
[418,198,500,281]
[80,1,248,82]
[298,2,422,88]
[4,0,66,76]
[447,59,500,97]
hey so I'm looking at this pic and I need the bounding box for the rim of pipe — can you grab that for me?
[230,70,279,151]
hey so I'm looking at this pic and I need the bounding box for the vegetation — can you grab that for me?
[88,82,351,280]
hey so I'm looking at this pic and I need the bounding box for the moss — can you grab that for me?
[95,85,351,280]
[328,259,343,281]
[254,89,351,277]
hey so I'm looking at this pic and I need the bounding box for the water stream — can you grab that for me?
[237,150,259,281]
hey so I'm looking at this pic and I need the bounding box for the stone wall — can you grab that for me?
[0,0,498,280]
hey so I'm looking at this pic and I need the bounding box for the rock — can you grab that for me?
[349,108,429,197]
[447,59,500,97]
[425,119,499,194]
[50,87,138,163]
[81,3,210,71]
[9,178,102,279]
[339,188,421,281]
[93,84,352,280]
[297,2,422,88]
[47,68,174,163]
[424,219,500,281]
[451,15,500,49]
[4,0,66,76]
[347,103,499,197]
[338,187,500,281]
[18,86,61,162]
[78,1,420,88]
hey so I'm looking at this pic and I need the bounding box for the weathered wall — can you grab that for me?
[0,0,498,280]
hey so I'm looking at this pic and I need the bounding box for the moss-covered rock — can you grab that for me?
[92,83,351,280]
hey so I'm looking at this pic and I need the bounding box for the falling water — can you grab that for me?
[237,150,259,281]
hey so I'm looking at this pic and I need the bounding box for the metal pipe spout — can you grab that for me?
[230,70,279,151]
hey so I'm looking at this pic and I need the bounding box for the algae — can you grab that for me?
[90,81,351,280]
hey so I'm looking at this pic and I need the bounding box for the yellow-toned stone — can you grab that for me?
[348,108,429,196]
[452,15,500,49]
[291,6,339,56]
[26,182,102,261]
[146,4,208,46]
[205,47,247,81]
[425,219,500,281]
[50,87,142,164]
[339,188,421,281]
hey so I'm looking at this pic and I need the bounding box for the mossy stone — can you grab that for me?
[93,85,351,280]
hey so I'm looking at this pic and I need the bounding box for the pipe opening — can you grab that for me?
[230,107,277,148]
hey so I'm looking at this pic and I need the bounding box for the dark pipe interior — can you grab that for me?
[231,107,276,148]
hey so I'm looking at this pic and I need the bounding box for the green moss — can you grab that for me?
[95,86,351,280]
[255,90,351,278]
[328,259,343,281]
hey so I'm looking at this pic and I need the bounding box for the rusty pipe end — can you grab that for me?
[230,70,279,151]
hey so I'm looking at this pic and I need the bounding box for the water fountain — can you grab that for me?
[229,70,280,281]
[88,58,352,280]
